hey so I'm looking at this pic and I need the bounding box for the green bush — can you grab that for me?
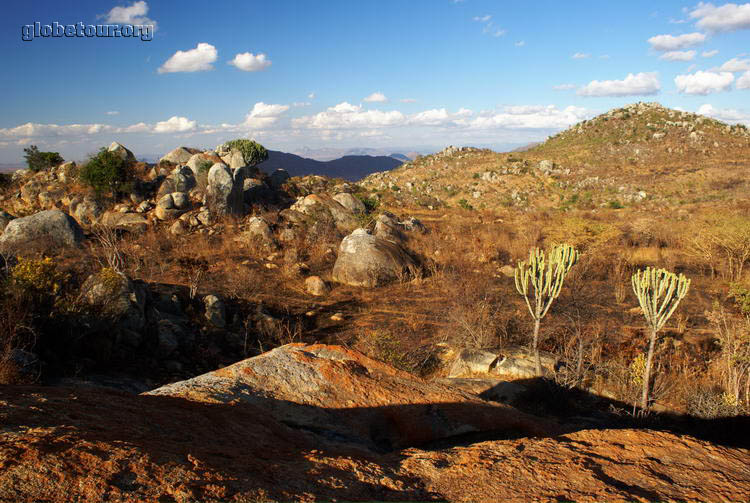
[223,139,268,167]
[197,159,213,174]
[458,198,473,210]
[23,145,63,172]
[79,147,134,197]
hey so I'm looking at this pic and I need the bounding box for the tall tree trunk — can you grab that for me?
[641,327,657,410]
[533,317,542,376]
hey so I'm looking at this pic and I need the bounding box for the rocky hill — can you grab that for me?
[360,102,750,212]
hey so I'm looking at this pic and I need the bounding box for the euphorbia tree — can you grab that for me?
[514,244,578,376]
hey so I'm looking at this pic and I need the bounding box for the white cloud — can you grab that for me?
[647,32,706,51]
[0,122,114,138]
[120,122,150,133]
[572,52,590,59]
[697,103,750,123]
[491,29,506,37]
[467,105,591,130]
[153,116,197,133]
[292,102,311,107]
[228,52,272,72]
[719,57,750,71]
[103,0,157,29]
[738,70,750,88]
[660,50,697,61]
[106,110,119,116]
[702,49,720,57]
[600,54,611,59]
[242,102,290,128]
[690,2,750,32]
[158,43,217,74]
[363,92,388,103]
[400,98,417,103]
[308,92,316,99]
[515,40,525,47]
[552,84,576,90]
[577,72,660,97]
[675,70,734,94]
[473,15,492,22]
[292,102,405,129]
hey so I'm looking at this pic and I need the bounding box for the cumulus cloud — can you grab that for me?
[572,52,590,59]
[228,52,272,72]
[690,2,750,32]
[577,72,661,97]
[467,105,591,130]
[647,32,706,51]
[719,57,750,71]
[363,92,388,103]
[158,43,217,74]
[552,84,577,90]
[702,49,720,57]
[738,70,750,88]
[660,50,697,61]
[308,92,316,99]
[515,40,525,47]
[674,70,734,94]
[473,15,492,22]
[103,0,157,29]
[697,103,750,123]
[153,116,197,133]
[241,102,290,128]
[292,102,405,129]
[120,122,150,133]
[0,122,114,138]
[106,111,119,116]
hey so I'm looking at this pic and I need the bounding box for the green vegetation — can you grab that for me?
[631,267,690,409]
[79,147,134,198]
[223,139,269,167]
[23,145,63,172]
[514,244,579,375]
[197,159,213,174]
[457,198,473,210]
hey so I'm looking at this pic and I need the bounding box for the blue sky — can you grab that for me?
[2,0,749,162]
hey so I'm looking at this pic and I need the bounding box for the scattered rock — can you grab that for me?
[332,229,418,287]
[304,276,329,296]
[333,192,366,215]
[0,209,84,252]
[203,294,226,328]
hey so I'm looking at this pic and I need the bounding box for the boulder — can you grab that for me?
[442,345,558,379]
[0,210,83,252]
[157,166,196,198]
[107,142,136,164]
[268,169,291,189]
[186,153,222,177]
[159,147,201,165]
[332,229,418,287]
[80,269,147,336]
[206,163,244,216]
[304,276,329,296]
[99,212,148,234]
[219,149,246,171]
[203,294,226,328]
[154,193,188,220]
[73,197,103,226]
[291,194,358,233]
[237,216,276,249]
[333,192,366,215]
[374,212,405,243]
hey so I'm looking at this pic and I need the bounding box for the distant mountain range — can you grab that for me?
[258,151,405,181]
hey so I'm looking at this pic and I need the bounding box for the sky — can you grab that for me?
[1,0,750,163]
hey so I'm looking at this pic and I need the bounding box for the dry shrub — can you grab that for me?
[705,304,750,412]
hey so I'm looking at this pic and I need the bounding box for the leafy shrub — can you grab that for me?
[23,145,63,172]
[458,198,473,210]
[223,139,268,167]
[355,194,379,213]
[79,147,134,197]
[10,257,68,300]
[607,200,624,209]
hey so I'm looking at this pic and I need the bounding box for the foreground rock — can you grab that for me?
[1,343,749,503]
[0,209,83,252]
[332,228,418,287]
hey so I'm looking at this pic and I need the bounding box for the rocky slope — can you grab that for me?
[2,344,750,502]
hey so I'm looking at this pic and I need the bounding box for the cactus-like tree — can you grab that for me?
[515,244,578,376]
[631,267,690,409]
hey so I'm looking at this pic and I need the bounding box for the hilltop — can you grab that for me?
[258,150,403,180]
[361,102,750,212]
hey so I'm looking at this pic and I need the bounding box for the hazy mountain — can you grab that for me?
[258,151,403,181]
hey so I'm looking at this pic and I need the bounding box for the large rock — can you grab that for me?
[443,345,558,379]
[81,270,147,335]
[268,168,291,189]
[159,147,201,165]
[2,344,750,502]
[148,344,553,450]
[186,153,222,177]
[332,228,418,287]
[333,192,366,215]
[205,163,244,216]
[0,211,16,232]
[156,166,196,198]
[237,216,276,249]
[291,194,359,233]
[107,142,136,164]
[0,210,83,252]
[72,197,103,226]
[100,211,148,233]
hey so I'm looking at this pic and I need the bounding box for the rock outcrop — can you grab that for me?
[332,229,418,287]
[205,163,243,216]
[159,146,201,165]
[1,343,749,503]
[107,141,136,164]
[0,209,84,252]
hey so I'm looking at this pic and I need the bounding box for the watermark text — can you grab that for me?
[22,22,153,42]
